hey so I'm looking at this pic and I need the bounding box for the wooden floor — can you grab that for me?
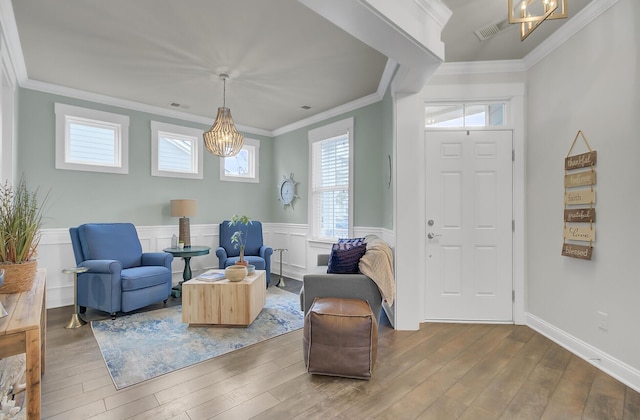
[42,281,640,419]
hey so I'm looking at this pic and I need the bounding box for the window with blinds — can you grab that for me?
[151,121,203,179]
[67,118,120,167]
[55,103,129,174]
[309,118,354,240]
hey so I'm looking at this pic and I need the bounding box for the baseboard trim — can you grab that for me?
[526,312,640,393]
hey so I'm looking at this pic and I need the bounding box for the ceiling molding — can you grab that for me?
[300,0,446,93]
[376,59,398,97]
[4,0,619,139]
[0,0,27,85]
[272,90,383,137]
[271,59,396,136]
[434,0,619,76]
[436,59,526,75]
[414,0,453,29]
[19,58,396,140]
[21,78,274,137]
[523,0,620,70]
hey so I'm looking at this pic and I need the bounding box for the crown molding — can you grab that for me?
[21,79,273,137]
[523,0,619,70]
[271,58,395,136]
[0,0,27,84]
[272,90,382,137]
[414,0,453,29]
[2,0,618,138]
[436,59,527,75]
[433,0,619,76]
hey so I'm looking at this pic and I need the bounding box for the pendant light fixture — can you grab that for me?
[508,0,567,41]
[203,73,244,157]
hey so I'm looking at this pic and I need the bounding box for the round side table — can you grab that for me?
[63,266,89,329]
[163,246,211,297]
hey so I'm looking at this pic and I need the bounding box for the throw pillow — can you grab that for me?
[332,237,366,251]
[327,243,367,274]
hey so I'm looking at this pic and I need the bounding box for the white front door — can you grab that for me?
[425,130,513,322]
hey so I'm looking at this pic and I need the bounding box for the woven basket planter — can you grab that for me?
[0,260,38,293]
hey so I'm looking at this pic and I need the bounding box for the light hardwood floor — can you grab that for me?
[42,281,640,419]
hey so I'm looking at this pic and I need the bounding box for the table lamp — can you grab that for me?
[170,199,197,248]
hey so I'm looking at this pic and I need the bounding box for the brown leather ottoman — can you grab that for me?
[303,297,378,379]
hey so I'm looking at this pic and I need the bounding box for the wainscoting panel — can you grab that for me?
[39,223,394,308]
[263,223,309,281]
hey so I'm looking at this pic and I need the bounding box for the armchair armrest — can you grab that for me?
[259,245,273,259]
[142,252,173,269]
[80,259,122,273]
[215,247,228,268]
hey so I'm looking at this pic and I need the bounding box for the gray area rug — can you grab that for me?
[91,286,303,389]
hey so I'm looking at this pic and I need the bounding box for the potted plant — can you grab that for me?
[0,178,47,293]
[228,214,251,266]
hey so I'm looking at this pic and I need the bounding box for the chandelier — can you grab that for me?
[203,73,244,157]
[508,0,567,41]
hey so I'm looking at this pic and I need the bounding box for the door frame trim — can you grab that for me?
[420,85,526,325]
[424,128,515,322]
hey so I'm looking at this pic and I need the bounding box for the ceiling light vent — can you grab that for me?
[474,19,511,41]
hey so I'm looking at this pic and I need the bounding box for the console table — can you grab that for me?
[0,269,46,419]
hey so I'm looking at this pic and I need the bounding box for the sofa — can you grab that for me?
[300,254,383,324]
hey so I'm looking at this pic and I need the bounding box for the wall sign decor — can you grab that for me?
[562,130,596,260]
[564,208,596,223]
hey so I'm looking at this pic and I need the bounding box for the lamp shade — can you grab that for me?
[170,199,198,217]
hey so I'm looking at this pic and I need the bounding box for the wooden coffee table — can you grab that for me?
[181,269,266,326]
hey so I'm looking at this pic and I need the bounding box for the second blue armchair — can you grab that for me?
[216,220,273,286]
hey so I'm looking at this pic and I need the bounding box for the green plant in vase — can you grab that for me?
[0,178,48,293]
[228,214,251,266]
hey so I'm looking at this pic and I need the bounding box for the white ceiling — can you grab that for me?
[10,0,592,133]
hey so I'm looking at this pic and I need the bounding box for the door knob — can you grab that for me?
[428,232,442,239]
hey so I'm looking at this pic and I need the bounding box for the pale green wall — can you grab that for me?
[272,101,387,227]
[17,88,274,228]
[17,88,389,230]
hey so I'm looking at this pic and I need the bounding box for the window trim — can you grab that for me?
[425,101,508,129]
[55,103,129,174]
[219,138,260,183]
[151,121,203,179]
[308,117,354,241]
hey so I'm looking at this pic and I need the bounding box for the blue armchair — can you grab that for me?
[216,220,273,286]
[69,223,173,319]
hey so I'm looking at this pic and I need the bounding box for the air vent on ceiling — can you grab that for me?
[169,102,189,110]
[474,19,511,41]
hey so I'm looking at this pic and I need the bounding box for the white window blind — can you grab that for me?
[67,117,120,167]
[312,133,350,239]
[55,103,129,174]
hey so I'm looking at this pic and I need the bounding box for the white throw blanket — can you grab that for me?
[358,238,395,306]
